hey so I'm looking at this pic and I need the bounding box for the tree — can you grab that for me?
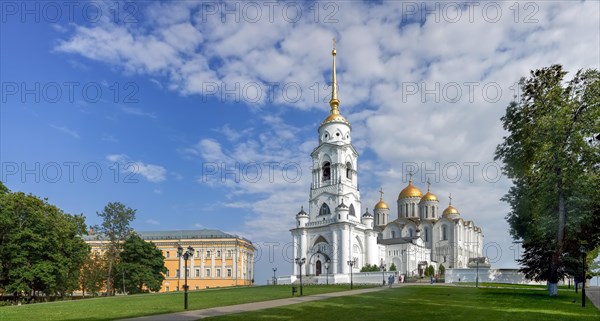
[495,65,600,296]
[360,264,381,272]
[80,251,106,296]
[113,234,166,294]
[438,264,445,276]
[389,263,397,271]
[0,183,88,301]
[95,202,136,295]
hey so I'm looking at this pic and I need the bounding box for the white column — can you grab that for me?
[331,229,338,274]
[300,230,308,275]
[341,227,349,274]
[292,234,298,275]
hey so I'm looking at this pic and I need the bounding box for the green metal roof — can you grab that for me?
[82,229,252,244]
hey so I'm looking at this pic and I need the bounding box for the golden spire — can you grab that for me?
[321,38,349,126]
[330,37,340,111]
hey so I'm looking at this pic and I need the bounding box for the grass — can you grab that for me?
[0,284,371,321]
[204,285,600,321]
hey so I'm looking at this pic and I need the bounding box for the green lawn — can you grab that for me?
[0,285,368,321]
[204,285,600,321]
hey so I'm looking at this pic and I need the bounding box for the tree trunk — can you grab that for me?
[549,166,566,296]
[107,257,113,296]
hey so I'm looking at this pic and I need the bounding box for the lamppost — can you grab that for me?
[580,246,587,308]
[295,257,306,296]
[347,257,357,289]
[380,262,386,286]
[272,267,277,285]
[177,245,194,310]
[325,259,330,285]
[476,257,480,288]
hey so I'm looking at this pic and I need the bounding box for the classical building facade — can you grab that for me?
[290,45,484,280]
[84,229,255,292]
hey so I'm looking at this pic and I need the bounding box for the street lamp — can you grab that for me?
[325,259,330,285]
[476,258,479,288]
[272,267,277,285]
[380,261,386,286]
[347,257,357,289]
[295,257,306,296]
[580,246,588,308]
[177,245,194,310]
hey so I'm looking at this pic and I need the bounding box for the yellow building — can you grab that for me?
[84,229,255,292]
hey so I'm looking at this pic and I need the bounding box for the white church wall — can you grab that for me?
[446,268,546,284]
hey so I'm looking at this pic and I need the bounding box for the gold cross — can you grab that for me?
[379,187,384,200]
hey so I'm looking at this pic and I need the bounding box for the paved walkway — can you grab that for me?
[586,286,600,310]
[119,287,385,321]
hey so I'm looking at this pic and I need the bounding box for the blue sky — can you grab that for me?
[1,1,599,284]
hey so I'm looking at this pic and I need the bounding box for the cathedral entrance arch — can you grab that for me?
[316,260,322,276]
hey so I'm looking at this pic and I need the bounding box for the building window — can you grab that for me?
[196,250,200,257]
[176,269,180,278]
[409,229,414,237]
[425,228,429,242]
[165,251,170,258]
[206,250,211,258]
[227,268,232,277]
[432,206,435,217]
[391,230,396,239]
[319,203,331,215]
[227,250,232,257]
[195,286,199,290]
[206,268,211,277]
[217,250,221,257]
[405,204,409,217]
[411,203,415,216]
[217,268,221,277]
[322,162,331,181]
[166,270,170,277]
[166,286,170,292]
[442,225,448,241]
[349,204,356,216]
[195,269,200,277]
[346,162,352,179]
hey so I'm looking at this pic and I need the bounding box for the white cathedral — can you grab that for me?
[290,44,484,281]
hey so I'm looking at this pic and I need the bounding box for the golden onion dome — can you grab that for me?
[420,179,438,202]
[442,205,460,216]
[322,112,350,125]
[374,199,389,210]
[398,175,423,199]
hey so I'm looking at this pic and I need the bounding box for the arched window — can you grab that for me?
[442,225,448,241]
[411,203,415,216]
[346,162,352,179]
[405,204,408,217]
[424,227,429,242]
[319,203,331,215]
[322,162,331,181]
[391,230,396,239]
[409,228,414,237]
[425,206,428,218]
[349,204,356,216]
[432,206,435,217]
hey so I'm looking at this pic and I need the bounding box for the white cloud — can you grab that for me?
[57,1,599,263]
[105,154,167,183]
[50,124,80,139]
[146,219,160,225]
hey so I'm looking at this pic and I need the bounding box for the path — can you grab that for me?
[586,286,600,310]
[119,287,384,321]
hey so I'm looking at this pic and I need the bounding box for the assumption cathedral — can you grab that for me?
[289,44,484,281]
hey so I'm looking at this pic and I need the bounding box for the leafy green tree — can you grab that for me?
[495,65,600,296]
[95,202,136,295]
[80,251,106,296]
[438,264,445,276]
[360,264,381,272]
[0,183,88,300]
[389,263,397,271]
[114,234,166,294]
